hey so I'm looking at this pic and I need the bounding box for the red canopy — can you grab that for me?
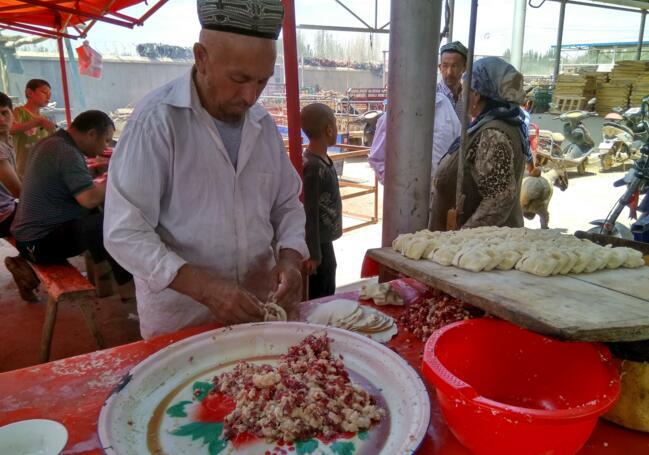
[0,0,167,39]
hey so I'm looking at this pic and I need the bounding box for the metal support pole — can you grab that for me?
[447,0,455,43]
[382,0,442,246]
[281,0,303,177]
[511,0,527,71]
[637,10,647,60]
[453,0,478,226]
[57,36,72,126]
[553,0,567,83]
[64,38,87,111]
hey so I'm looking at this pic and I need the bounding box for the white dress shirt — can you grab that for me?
[368,94,461,184]
[104,71,308,339]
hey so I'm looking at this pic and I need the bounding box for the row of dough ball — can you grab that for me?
[392,227,646,276]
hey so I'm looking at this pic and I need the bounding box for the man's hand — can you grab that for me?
[200,280,264,325]
[271,249,304,315]
[305,259,319,275]
[171,265,264,325]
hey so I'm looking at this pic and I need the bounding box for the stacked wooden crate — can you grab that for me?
[596,60,649,114]
[629,62,649,107]
[551,74,596,112]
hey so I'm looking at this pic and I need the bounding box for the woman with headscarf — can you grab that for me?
[429,56,533,231]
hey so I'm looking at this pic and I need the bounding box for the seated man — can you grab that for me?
[0,92,21,236]
[8,110,133,300]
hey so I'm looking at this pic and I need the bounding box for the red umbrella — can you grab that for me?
[0,0,168,124]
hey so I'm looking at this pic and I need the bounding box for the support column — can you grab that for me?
[382,0,442,246]
[553,0,567,83]
[447,0,455,43]
[511,0,527,71]
[637,10,647,61]
[281,0,303,176]
[56,36,72,126]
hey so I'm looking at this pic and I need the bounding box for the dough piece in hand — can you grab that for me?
[264,302,287,321]
[432,245,461,266]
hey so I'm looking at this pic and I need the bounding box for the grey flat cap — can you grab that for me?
[440,41,468,60]
[198,0,284,40]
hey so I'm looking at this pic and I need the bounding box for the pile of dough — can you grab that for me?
[392,227,646,277]
[306,299,398,343]
[359,282,404,306]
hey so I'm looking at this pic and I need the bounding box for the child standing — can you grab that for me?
[301,103,342,299]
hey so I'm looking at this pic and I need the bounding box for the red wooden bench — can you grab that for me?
[3,238,106,363]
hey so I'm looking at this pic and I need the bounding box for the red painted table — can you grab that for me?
[1,278,649,454]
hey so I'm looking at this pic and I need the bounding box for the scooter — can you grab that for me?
[359,110,384,147]
[589,140,649,239]
[598,96,649,170]
[536,110,598,175]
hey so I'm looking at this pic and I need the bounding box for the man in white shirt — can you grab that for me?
[104,0,308,339]
[368,94,461,184]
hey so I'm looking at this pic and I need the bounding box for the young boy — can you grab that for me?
[301,103,343,299]
[11,79,55,178]
[0,92,21,236]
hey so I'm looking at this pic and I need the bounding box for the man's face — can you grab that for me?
[439,52,466,91]
[0,106,13,136]
[26,85,51,108]
[194,33,276,123]
[81,126,114,158]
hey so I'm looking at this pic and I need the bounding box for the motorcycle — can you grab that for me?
[598,96,649,170]
[536,110,598,175]
[358,110,384,147]
[589,140,649,239]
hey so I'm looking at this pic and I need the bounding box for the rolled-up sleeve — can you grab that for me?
[270,131,309,260]
[104,113,187,293]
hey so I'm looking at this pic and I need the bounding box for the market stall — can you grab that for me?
[1,278,649,454]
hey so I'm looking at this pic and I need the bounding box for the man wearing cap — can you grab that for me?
[438,41,468,121]
[104,0,308,338]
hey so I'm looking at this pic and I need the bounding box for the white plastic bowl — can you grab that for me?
[0,419,68,455]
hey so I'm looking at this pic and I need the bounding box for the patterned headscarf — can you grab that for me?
[198,0,284,40]
[467,56,531,162]
[470,56,525,105]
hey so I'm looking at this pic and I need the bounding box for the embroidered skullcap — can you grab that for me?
[440,41,468,60]
[470,56,525,105]
[197,0,284,40]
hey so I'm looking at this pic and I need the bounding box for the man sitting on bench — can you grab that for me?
[8,110,134,301]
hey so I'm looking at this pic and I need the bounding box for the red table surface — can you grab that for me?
[1,278,649,454]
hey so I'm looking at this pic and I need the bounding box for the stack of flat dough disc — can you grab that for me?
[392,226,646,277]
[306,299,397,343]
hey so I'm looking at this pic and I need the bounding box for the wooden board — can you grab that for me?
[367,247,649,342]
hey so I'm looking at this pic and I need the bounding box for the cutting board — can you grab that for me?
[367,247,649,342]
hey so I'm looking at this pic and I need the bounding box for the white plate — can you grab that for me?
[0,419,68,455]
[98,322,429,455]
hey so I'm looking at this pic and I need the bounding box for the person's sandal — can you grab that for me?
[4,256,40,302]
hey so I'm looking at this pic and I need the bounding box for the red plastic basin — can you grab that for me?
[422,319,620,455]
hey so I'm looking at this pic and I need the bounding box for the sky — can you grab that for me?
[30,0,647,58]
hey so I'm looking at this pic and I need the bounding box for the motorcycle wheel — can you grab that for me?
[577,159,588,175]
